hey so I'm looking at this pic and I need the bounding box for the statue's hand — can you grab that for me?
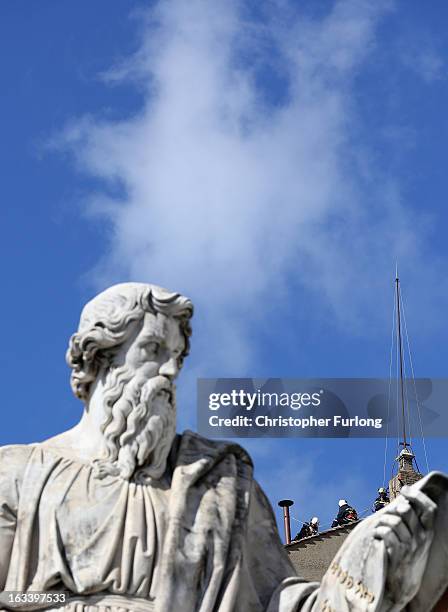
[373,486,436,609]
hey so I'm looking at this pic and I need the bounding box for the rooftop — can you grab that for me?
[285,521,361,582]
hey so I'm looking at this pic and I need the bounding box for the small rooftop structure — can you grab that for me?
[389,447,423,500]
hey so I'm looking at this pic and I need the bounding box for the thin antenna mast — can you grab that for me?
[387,268,424,501]
[395,268,408,449]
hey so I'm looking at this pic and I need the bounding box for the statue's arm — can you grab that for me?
[303,478,440,612]
[236,479,320,612]
[234,471,444,611]
[0,445,28,589]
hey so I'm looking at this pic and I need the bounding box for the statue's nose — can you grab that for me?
[159,357,179,381]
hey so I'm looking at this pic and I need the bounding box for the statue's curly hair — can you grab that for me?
[66,283,193,401]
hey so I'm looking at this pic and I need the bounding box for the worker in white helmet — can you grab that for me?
[294,516,320,540]
[373,486,390,512]
[309,516,319,534]
[331,499,358,527]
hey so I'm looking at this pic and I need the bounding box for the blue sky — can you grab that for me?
[2,0,448,535]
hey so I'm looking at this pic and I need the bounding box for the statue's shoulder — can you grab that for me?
[0,444,38,511]
[0,443,36,480]
[177,430,254,469]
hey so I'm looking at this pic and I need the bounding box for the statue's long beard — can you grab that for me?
[93,366,176,482]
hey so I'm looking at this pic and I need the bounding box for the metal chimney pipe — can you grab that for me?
[278,499,294,545]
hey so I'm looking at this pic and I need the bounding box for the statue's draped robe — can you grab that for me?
[0,432,320,612]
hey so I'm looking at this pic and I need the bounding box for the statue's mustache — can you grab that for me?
[118,374,175,448]
[139,374,175,407]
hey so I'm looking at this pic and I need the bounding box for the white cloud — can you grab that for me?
[397,32,446,83]
[411,49,445,82]
[54,0,443,376]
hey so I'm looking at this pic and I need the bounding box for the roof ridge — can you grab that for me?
[286,519,362,547]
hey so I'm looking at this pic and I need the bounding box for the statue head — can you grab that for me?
[66,282,193,481]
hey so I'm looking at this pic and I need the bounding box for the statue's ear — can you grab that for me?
[96,347,115,372]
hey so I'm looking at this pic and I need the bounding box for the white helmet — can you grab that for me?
[378,487,386,494]
[310,517,319,525]
[338,499,348,507]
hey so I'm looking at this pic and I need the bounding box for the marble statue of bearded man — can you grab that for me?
[1,283,448,612]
